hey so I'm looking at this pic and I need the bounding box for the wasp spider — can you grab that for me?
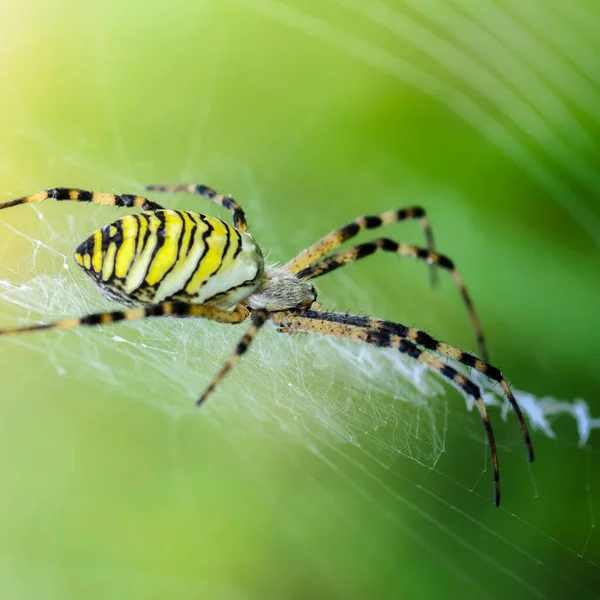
[0,184,534,506]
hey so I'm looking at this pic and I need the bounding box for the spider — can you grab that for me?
[0,184,534,506]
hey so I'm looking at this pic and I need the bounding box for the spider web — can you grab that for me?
[0,0,599,598]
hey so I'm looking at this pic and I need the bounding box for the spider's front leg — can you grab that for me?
[283,206,438,285]
[297,239,488,361]
[271,308,535,507]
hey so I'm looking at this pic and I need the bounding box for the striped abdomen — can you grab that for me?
[74,210,264,308]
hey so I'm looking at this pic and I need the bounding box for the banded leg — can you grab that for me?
[283,206,437,285]
[0,188,163,211]
[297,238,488,362]
[275,308,533,463]
[0,302,249,336]
[145,184,248,232]
[197,309,268,406]
[271,308,504,506]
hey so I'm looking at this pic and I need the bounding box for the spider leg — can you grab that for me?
[145,184,248,232]
[271,309,535,507]
[297,238,488,362]
[0,302,249,336]
[0,188,163,212]
[196,309,268,406]
[277,308,533,463]
[283,206,437,285]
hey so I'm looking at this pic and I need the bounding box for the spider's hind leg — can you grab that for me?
[145,184,248,232]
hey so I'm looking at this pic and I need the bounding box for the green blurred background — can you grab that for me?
[0,0,599,598]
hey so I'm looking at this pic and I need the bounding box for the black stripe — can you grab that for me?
[101,226,113,252]
[180,214,214,292]
[300,310,371,329]
[398,339,422,359]
[356,242,377,259]
[415,330,437,350]
[364,215,382,228]
[231,227,243,259]
[183,212,199,259]
[484,364,502,382]
[462,379,480,398]
[139,213,153,254]
[411,207,425,218]
[81,313,102,325]
[78,190,93,201]
[113,217,135,280]
[380,238,398,252]
[196,184,215,197]
[201,221,231,286]
[128,214,144,275]
[459,352,477,368]
[174,210,187,264]
[139,211,168,286]
[438,255,454,270]
[440,364,457,379]
[75,234,94,262]
[121,194,136,207]
[367,328,391,347]
[113,219,124,245]
[339,222,360,240]
[48,188,72,201]
[145,304,165,317]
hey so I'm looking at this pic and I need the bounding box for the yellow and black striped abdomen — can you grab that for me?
[74,210,264,308]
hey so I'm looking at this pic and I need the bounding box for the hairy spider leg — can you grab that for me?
[196,309,269,406]
[297,239,488,362]
[0,188,163,211]
[271,308,504,507]
[0,302,249,335]
[145,184,248,232]
[278,308,532,462]
[283,206,437,285]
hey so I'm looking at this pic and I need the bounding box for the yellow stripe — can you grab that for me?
[74,253,84,266]
[102,242,117,281]
[25,191,48,203]
[125,215,161,292]
[83,254,91,270]
[184,215,228,294]
[145,211,182,286]
[115,215,137,278]
[92,229,103,272]
[92,192,115,206]
[221,223,240,272]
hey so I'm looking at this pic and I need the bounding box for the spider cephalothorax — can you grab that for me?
[0,183,534,506]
